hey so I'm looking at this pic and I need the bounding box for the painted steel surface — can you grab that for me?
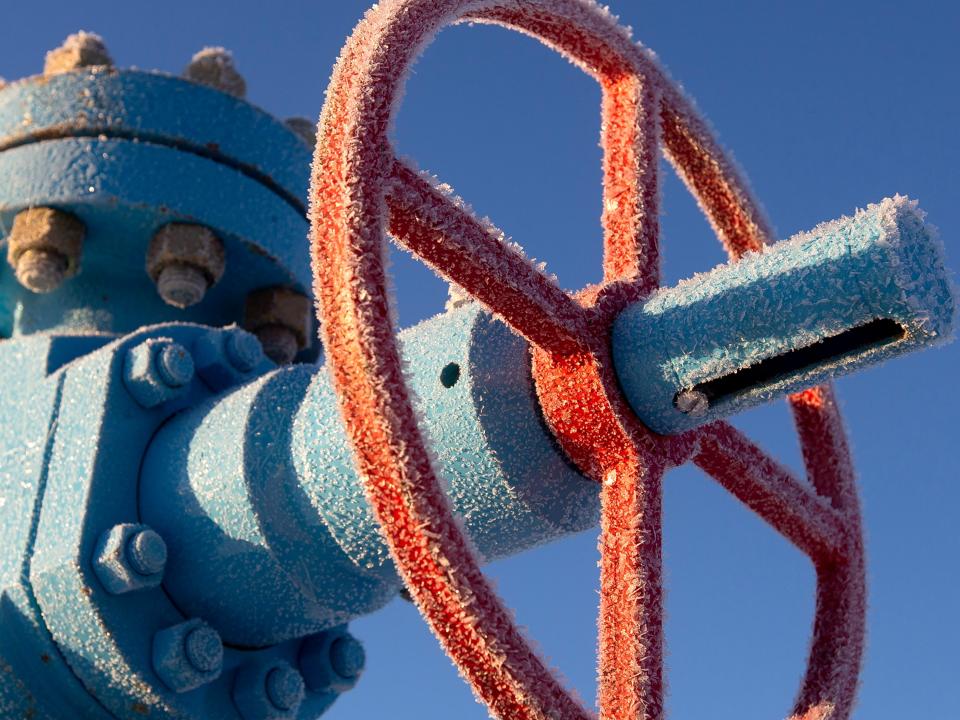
[612,196,954,434]
[0,8,954,720]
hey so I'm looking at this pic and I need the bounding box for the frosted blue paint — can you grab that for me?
[0,69,312,210]
[0,334,117,720]
[140,304,600,648]
[612,197,956,434]
[0,48,952,720]
[0,138,311,339]
[0,324,344,720]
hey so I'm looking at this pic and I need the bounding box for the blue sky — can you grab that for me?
[4,1,958,718]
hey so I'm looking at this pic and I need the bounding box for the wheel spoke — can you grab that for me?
[598,454,665,720]
[659,84,775,258]
[600,74,661,289]
[388,160,592,355]
[693,421,848,562]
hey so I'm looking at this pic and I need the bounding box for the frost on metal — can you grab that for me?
[612,194,956,434]
[44,31,113,76]
[183,47,247,98]
[303,0,945,719]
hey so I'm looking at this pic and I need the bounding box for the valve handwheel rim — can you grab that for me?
[310,2,864,719]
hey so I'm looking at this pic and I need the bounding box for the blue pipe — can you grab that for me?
[139,305,599,648]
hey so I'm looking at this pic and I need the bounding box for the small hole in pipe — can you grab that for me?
[440,362,461,388]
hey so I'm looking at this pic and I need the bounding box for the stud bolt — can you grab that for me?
[146,223,226,309]
[6,208,84,293]
[153,619,223,693]
[44,32,112,76]
[243,287,311,365]
[183,47,246,98]
[123,338,195,408]
[233,661,305,720]
[284,117,316,149]
[193,327,264,391]
[92,524,167,595]
[299,627,365,694]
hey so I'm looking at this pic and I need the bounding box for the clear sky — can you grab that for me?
[4,1,958,718]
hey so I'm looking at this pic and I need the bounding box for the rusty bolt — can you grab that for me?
[183,47,246,98]
[284,117,316,149]
[6,207,85,293]
[146,223,226,309]
[243,287,311,365]
[44,32,113,77]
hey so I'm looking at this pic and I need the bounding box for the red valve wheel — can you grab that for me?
[310,2,865,719]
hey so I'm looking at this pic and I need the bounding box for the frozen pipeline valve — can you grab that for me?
[612,196,955,434]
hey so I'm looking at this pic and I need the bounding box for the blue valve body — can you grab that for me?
[139,305,599,648]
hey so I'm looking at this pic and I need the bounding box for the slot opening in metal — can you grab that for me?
[674,318,907,414]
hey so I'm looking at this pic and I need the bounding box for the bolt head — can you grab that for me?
[6,208,84,292]
[156,343,195,387]
[243,287,312,361]
[183,47,246,98]
[265,666,305,711]
[44,31,112,76]
[126,528,168,577]
[153,619,223,693]
[234,661,305,720]
[329,636,365,680]
[299,628,365,694]
[284,117,316,148]
[225,329,265,372]
[254,325,299,365]
[124,338,194,408]
[146,224,225,307]
[92,523,166,595]
[193,328,264,391]
[184,626,224,674]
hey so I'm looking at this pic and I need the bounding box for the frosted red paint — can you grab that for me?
[310,1,865,719]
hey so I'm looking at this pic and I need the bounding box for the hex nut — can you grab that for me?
[6,207,85,293]
[243,287,311,364]
[92,523,167,595]
[192,327,265,391]
[153,619,223,693]
[146,224,226,308]
[44,31,113,76]
[298,628,365,694]
[183,47,246,98]
[156,264,209,309]
[253,325,299,366]
[284,117,316,148]
[233,661,305,720]
[124,338,195,408]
